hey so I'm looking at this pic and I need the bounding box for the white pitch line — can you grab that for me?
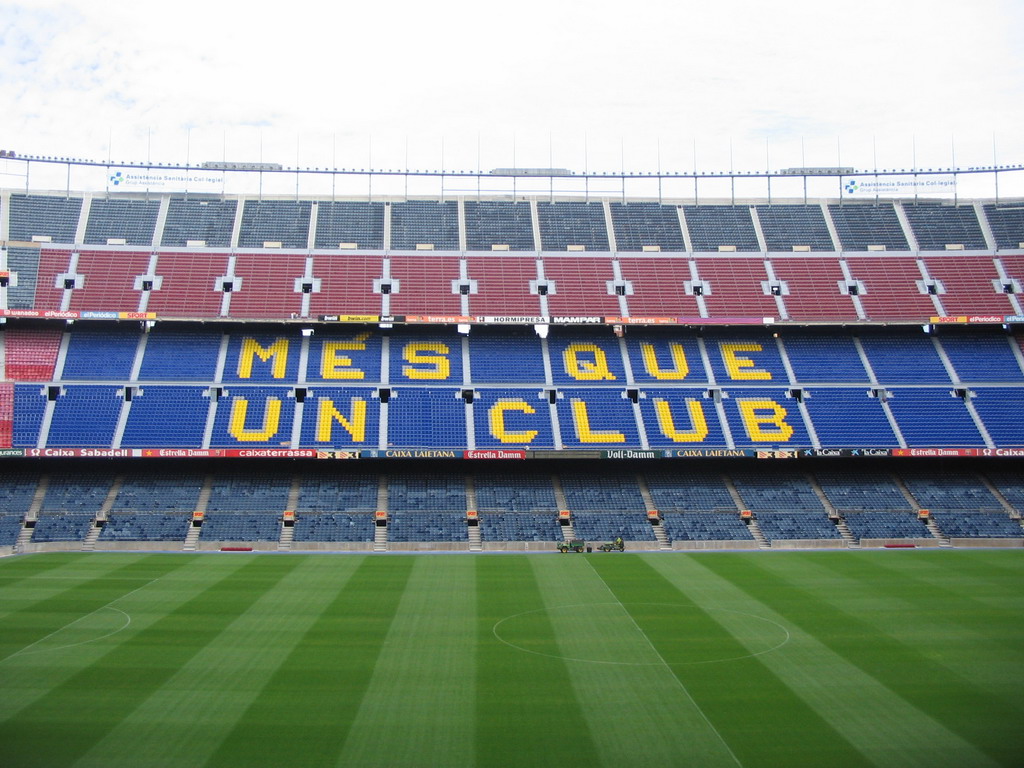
[582,558,745,768]
[0,576,159,664]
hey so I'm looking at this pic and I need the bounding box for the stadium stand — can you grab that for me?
[828,203,909,250]
[314,201,385,250]
[390,200,459,251]
[1,182,1023,552]
[464,201,535,251]
[683,205,760,251]
[537,201,610,251]
[161,197,237,248]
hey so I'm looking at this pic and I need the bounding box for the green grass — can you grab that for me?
[0,550,1022,767]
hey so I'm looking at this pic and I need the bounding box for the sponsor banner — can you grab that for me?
[891,448,980,457]
[105,166,222,192]
[360,449,462,459]
[320,314,380,322]
[223,449,319,459]
[978,448,1024,458]
[801,448,893,458]
[81,311,120,319]
[755,450,799,459]
[404,315,472,324]
[663,449,754,458]
[930,315,1004,324]
[676,317,767,325]
[119,311,157,320]
[24,448,142,458]
[602,449,661,459]
[1004,315,1024,324]
[315,450,362,459]
[0,448,24,457]
[604,316,678,325]
[141,449,225,458]
[551,316,602,324]
[475,316,547,324]
[464,449,527,460]
[2,309,81,319]
[843,174,956,197]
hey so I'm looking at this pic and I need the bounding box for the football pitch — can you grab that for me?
[0,550,1021,768]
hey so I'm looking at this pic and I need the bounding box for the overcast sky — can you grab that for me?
[1,0,1022,197]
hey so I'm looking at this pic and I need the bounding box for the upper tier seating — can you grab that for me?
[314,201,385,250]
[683,205,760,251]
[390,201,459,250]
[902,203,986,250]
[609,202,685,251]
[755,205,834,251]
[161,197,237,248]
[9,194,82,243]
[84,199,160,246]
[238,200,313,249]
[464,201,534,251]
[984,203,1024,249]
[828,203,909,250]
[537,202,609,251]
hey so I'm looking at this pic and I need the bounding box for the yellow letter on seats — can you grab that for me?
[229,397,282,442]
[237,338,290,379]
[402,342,451,380]
[720,342,772,380]
[315,398,366,442]
[488,399,539,444]
[737,399,794,442]
[641,342,690,380]
[321,334,370,380]
[563,343,616,381]
[654,398,708,442]
[570,399,626,443]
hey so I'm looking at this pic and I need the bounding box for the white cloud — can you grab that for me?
[0,0,1021,191]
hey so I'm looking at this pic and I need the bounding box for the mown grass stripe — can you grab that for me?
[814,552,1024,707]
[201,555,415,768]
[0,554,190,663]
[0,555,302,768]
[645,552,1001,768]
[701,553,1024,767]
[533,555,744,768]
[337,556,477,767]
[588,554,874,768]
[68,555,366,768]
[475,555,602,768]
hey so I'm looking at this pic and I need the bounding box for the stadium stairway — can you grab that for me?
[81,519,102,551]
[468,522,482,552]
[14,521,33,553]
[650,519,671,550]
[747,518,770,549]
[834,516,860,549]
[925,517,953,548]
[373,520,387,552]
[183,522,201,551]
[278,522,294,552]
